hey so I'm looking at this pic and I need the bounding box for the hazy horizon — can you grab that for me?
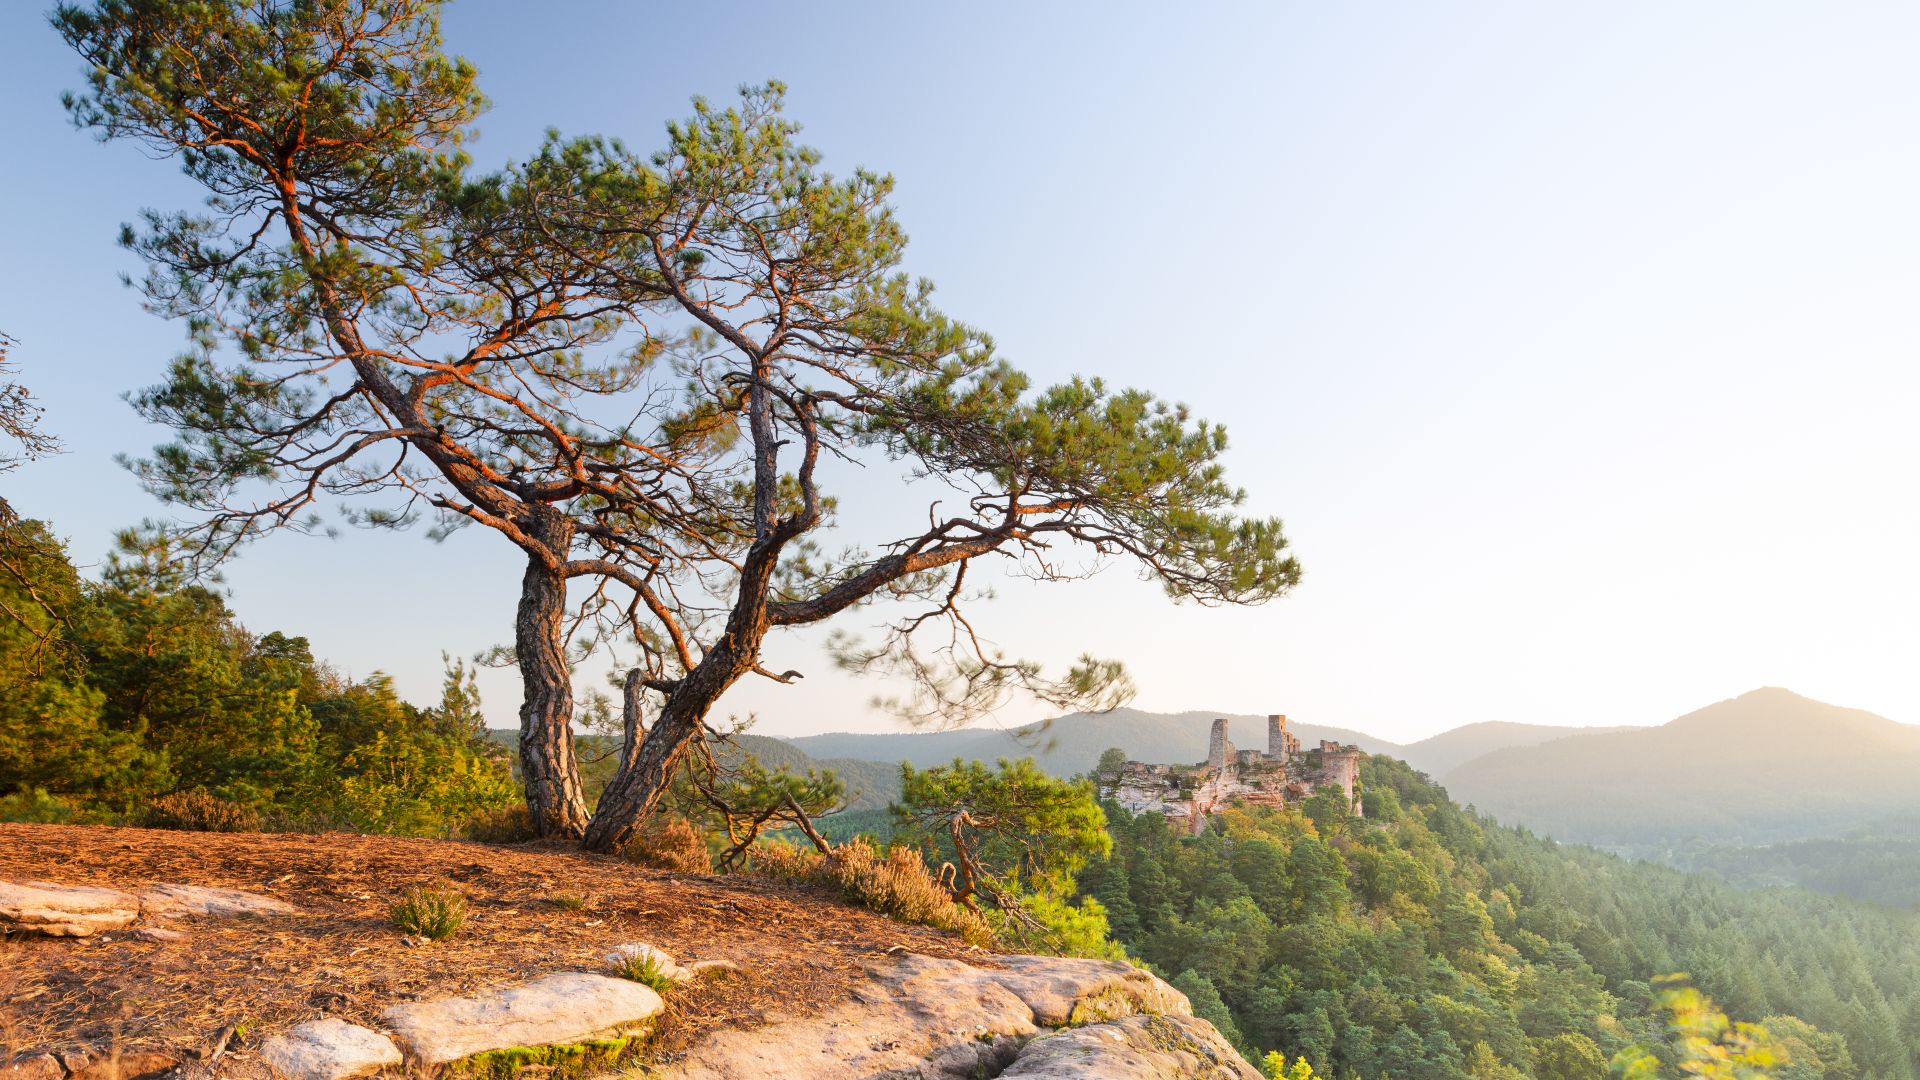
[5,2,1916,743]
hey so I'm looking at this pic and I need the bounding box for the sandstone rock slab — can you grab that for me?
[66,1052,178,1080]
[259,1018,403,1080]
[0,880,140,937]
[1000,1013,1261,1079]
[137,883,297,919]
[986,953,1191,1025]
[382,972,663,1065]
[0,1055,62,1080]
[659,951,1200,1080]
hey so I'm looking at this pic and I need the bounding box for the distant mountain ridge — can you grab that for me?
[785,708,1401,780]
[1442,688,1920,849]
[782,708,1639,781]
[1397,720,1641,777]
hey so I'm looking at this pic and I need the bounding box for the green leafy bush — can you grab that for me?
[0,787,82,824]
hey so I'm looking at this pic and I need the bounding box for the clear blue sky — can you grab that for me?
[4,2,1916,741]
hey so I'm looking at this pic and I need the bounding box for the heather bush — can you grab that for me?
[141,790,260,833]
[752,837,991,945]
[389,885,467,941]
[622,817,713,874]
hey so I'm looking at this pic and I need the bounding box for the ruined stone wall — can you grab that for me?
[1109,713,1366,834]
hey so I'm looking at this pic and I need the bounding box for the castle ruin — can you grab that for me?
[1104,713,1363,835]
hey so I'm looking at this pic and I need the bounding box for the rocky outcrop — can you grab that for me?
[0,1055,64,1080]
[0,881,140,938]
[382,972,664,1066]
[0,878,294,938]
[5,891,1247,1080]
[660,952,1249,1080]
[0,1052,181,1080]
[1000,1014,1259,1078]
[136,883,297,919]
[257,1019,403,1080]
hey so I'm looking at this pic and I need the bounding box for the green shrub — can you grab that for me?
[389,885,467,941]
[609,949,676,993]
[141,790,260,833]
[0,787,81,824]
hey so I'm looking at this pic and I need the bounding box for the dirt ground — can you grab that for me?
[0,823,990,1069]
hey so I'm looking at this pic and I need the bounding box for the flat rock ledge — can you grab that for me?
[659,952,1257,1080]
[1001,1013,1258,1079]
[382,972,664,1067]
[258,1019,403,1080]
[137,883,298,919]
[0,878,296,938]
[0,1050,178,1080]
[0,881,140,938]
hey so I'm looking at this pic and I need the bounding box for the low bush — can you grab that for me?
[461,805,538,844]
[141,790,260,833]
[622,817,713,874]
[752,837,991,945]
[0,788,83,824]
[389,884,467,941]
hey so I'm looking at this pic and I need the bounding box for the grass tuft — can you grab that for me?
[389,884,467,941]
[609,950,676,993]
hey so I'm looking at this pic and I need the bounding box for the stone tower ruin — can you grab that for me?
[1266,713,1299,765]
[1207,718,1234,770]
[1320,744,1363,815]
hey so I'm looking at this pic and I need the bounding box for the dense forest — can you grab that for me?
[1657,828,1920,912]
[1079,757,1920,1080]
[0,514,517,835]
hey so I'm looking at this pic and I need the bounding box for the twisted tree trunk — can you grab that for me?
[581,645,753,852]
[515,536,590,839]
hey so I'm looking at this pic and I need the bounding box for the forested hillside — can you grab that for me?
[0,517,517,834]
[1443,688,1920,850]
[1660,826,1920,911]
[487,729,905,813]
[1080,754,1920,1079]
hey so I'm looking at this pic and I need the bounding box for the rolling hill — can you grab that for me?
[785,707,1403,778]
[1396,719,1640,777]
[1442,687,1920,849]
[483,729,904,811]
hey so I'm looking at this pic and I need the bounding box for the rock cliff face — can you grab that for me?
[659,952,1257,1080]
